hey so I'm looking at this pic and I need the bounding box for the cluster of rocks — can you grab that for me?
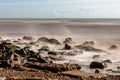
[0,40,81,74]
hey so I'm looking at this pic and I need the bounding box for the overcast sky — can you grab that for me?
[0,0,120,18]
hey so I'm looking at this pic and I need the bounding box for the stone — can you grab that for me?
[38,46,50,51]
[48,51,59,55]
[23,36,34,40]
[63,37,75,44]
[92,55,100,59]
[102,60,112,63]
[37,37,49,42]
[95,69,100,74]
[82,41,95,46]
[75,45,104,52]
[64,44,72,50]
[90,61,107,69]
[109,45,118,49]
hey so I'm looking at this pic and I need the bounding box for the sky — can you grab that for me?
[0,0,120,18]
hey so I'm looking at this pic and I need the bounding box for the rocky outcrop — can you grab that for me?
[90,61,107,69]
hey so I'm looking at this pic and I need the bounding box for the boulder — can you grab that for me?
[90,61,107,69]
[64,44,72,50]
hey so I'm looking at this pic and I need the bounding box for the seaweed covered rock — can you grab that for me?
[90,61,107,69]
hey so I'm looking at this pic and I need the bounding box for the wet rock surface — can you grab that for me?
[37,37,61,45]
[0,37,118,79]
[90,61,107,69]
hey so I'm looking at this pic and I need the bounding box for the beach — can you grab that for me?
[0,19,120,79]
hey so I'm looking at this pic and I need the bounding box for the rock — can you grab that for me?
[66,51,79,56]
[75,45,104,52]
[49,38,61,45]
[82,41,95,46]
[63,37,75,44]
[95,69,100,74]
[92,55,100,59]
[102,60,112,63]
[23,36,34,40]
[64,44,72,50]
[37,37,49,42]
[90,61,107,69]
[48,51,59,55]
[37,37,61,45]
[7,53,22,68]
[109,45,118,50]
[38,46,50,51]
[24,63,81,73]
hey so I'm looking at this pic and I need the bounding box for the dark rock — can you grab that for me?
[95,69,100,74]
[49,38,61,45]
[37,37,49,42]
[48,51,59,55]
[109,45,118,50]
[90,61,107,69]
[64,44,72,50]
[102,60,112,63]
[66,51,79,56]
[92,55,100,59]
[37,37,61,45]
[23,36,34,40]
[82,41,95,46]
[75,45,104,52]
[63,37,75,44]
[38,46,50,51]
